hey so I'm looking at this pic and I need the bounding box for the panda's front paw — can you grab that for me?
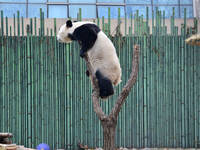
[80,51,86,58]
[86,70,90,77]
[68,33,76,40]
[92,89,95,93]
[80,53,85,58]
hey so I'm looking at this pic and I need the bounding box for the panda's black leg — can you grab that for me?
[80,49,86,58]
[95,70,114,99]
[80,44,89,58]
[86,70,90,77]
[80,42,92,58]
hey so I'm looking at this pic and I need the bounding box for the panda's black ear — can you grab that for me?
[66,20,72,28]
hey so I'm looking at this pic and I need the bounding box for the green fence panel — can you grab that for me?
[0,8,200,150]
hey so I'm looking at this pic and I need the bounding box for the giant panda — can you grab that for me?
[57,20,121,99]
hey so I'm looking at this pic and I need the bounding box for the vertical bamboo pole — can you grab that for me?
[159,10,162,35]
[182,8,187,147]
[193,17,198,148]
[155,12,159,146]
[40,8,44,144]
[6,17,8,36]
[193,17,198,34]
[146,8,149,146]
[149,26,153,147]
[79,8,84,146]
[171,7,175,35]
[54,17,58,148]
[139,15,143,35]
[155,7,158,35]
[130,13,132,35]
[102,16,105,32]
[184,8,186,36]
[17,11,20,36]
[134,13,136,35]
[49,28,54,148]
[143,17,147,147]
[0,10,5,132]
[79,8,82,21]
[16,11,22,145]
[163,11,167,35]
[118,7,120,34]
[125,11,127,36]
[97,17,100,27]
[9,26,14,138]
[8,23,13,137]
[34,17,37,36]
[30,18,33,35]
[21,17,24,36]
[1,11,3,35]
[13,14,16,36]
[5,15,9,133]
[118,7,122,147]
[108,7,111,35]
[47,28,50,146]
[26,23,32,147]
[180,34,185,147]
[193,22,198,148]
[146,7,149,34]
[30,15,33,149]
[152,10,154,35]
[158,9,161,147]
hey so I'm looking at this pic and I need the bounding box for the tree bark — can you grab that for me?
[83,45,140,150]
[101,117,117,150]
[102,125,116,149]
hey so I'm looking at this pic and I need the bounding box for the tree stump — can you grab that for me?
[0,133,13,144]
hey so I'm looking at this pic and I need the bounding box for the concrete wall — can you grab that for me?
[0,18,199,36]
[193,0,200,19]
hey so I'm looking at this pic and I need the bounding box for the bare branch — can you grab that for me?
[83,44,140,121]
[83,55,107,120]
[110,45,140,118]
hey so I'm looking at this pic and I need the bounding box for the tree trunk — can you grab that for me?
[101,118,117,150]
[83,45,140,150]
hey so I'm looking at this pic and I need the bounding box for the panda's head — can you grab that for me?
[57,20,74,43]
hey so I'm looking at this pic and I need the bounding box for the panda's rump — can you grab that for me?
[100,65,121,86]
[89,53,121,86]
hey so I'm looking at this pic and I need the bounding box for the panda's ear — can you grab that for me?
[66,20,73,28]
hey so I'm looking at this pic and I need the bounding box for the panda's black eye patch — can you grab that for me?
[68,33,76,40]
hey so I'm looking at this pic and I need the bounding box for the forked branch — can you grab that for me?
[110,45,140,119]
[83,45,140,121]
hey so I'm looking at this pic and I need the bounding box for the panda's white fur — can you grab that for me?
[87,30,121,86]
[57,21,121,98]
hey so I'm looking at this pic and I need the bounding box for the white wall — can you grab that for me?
[193,0,200,19]
[1,18,199,36]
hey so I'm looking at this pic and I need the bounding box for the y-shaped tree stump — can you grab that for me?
[83,45,140,150]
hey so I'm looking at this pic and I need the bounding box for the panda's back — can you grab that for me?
[88,31,122,86]
[73,21,100,33]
